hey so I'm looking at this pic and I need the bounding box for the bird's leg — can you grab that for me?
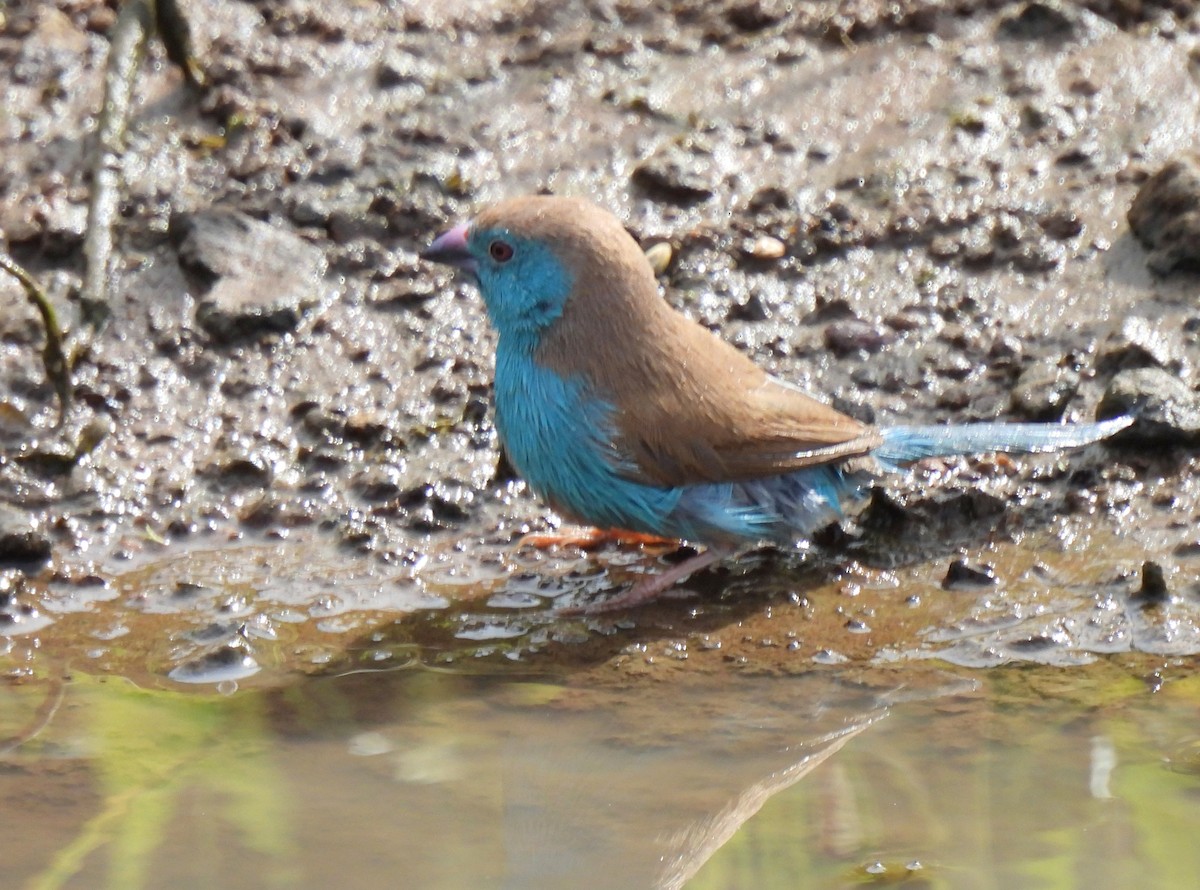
[518,526,679,550]
[562,545,734,614]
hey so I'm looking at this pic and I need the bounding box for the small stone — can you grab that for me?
[1098,317,1182,374]
[0,506,52,566]
[171,210,329,342]
[375,50,433,88]
[746,235,786,260]
[1128,153,1200,275]
[1010,358,1080,421]
[1098,368,1200,446]
[353,466,405,502]
[1038,209,1084,240]
[643,242,673,275]
[201,450,274,488]
[344,412,397,445]
[726,0,788,32]
[1172,540,1200,558]
[1132,560,1170,604]
[997,2,1093,42]
[943,559,998,590]
[823,320,893,355]
[632,142,715,205]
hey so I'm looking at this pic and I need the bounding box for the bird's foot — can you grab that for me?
[559,546,731,614]
[518,526,678,551]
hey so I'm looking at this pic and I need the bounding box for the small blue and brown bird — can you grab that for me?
[422,196,1130,611]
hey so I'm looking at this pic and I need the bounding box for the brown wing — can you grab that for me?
[537,289,881,488]
[605,322,883,487]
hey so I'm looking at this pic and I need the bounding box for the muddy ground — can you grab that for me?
[1,0,1200,685]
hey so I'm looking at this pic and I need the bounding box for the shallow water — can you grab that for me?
[3,517,1200,889]
[2,648,1197,889]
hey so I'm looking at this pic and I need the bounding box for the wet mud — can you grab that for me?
[2,7,1200,883]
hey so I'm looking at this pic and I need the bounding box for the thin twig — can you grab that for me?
[81,0,156,325]
[0,253,72,424]
[0,676,66,756]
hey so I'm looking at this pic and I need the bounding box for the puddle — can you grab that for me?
[1,653,1197,889]
[1,511,1198,888]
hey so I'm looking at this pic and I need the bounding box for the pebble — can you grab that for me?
[1098,368,1200,445]
[0,505,52,566]
[1127,153,1200,275]
[643,242,673,275]
[171,210,330,342]
[745,235,786,260]
[1010,358,1080,421]
[632,142,715,205]
[996,1,1100,42]
[823,320,893,355]
[942,559,998,590]
[1098,317,1183,374]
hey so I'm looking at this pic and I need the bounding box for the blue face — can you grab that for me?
[465,227,574,340]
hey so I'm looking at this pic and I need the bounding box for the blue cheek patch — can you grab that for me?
[472,231,574,336]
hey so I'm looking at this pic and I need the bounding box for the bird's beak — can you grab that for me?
[420,223,477,277]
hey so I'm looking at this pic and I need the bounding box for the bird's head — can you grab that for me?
[421,196,657,342]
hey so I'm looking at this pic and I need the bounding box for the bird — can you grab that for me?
[421,195,1131,612]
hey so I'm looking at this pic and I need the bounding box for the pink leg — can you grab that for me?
[561,546,733,614]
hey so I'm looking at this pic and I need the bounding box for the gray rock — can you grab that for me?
[632,142,715,205]
[171,210,329,342]
[1011,358,1080,421]
[823,319,893,355]
[996,2,1102,42]
[1098,368,1200,445]
[1098,316,1184,374]
[0,505,52,566]
[1128,153,1200,275]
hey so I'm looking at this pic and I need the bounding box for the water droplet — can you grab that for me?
[812,648,848,664]
[348,731,394,757]
[169,643,260,684]
[456,622,527,641]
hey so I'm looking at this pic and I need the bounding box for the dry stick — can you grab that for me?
[81,0,156,324]
[0,254,71,424]
[81,0,205,323]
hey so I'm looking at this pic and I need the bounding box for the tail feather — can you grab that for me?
[875,416,1132,468]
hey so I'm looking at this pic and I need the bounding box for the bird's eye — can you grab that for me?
[488,240,514,262]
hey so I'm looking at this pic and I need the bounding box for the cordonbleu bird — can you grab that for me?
[422,196,1130,611]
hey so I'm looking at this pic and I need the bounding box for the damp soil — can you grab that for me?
[2,1,1200,886]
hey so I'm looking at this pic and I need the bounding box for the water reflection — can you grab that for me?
[2,659,1198,889]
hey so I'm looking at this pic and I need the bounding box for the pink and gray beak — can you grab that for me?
[420,223,477,276]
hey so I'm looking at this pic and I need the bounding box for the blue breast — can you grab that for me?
[493,335,682,532]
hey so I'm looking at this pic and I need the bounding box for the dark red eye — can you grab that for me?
[488,240,514,262]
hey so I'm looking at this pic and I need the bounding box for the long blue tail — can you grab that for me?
[874,416,1132,469]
